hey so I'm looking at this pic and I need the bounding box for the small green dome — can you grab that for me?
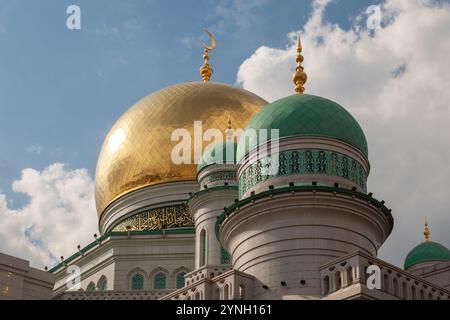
[237,94,368,162]
[404,241,450,270]
[198,141,237,172]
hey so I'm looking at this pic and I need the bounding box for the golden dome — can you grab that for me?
[95,81,268,215]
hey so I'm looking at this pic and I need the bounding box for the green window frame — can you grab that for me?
[131,273,144,291]
[200,229,206,267]
[98,276,107,291]
[86,282,96,292]
[154,272,167,290]
[176,272,186,289]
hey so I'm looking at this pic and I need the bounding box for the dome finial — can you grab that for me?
[292,33,308,94]
[424,218,431,242]
[200,30,216,82]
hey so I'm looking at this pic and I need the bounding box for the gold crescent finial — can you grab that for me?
[200,30,216,82]
[292,33,308,94]
[201,29,216,51]
[424,218,431,242]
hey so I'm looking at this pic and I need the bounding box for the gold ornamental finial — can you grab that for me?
[200,30,216,82]
[424,219,431,242]
[292,33,308,94]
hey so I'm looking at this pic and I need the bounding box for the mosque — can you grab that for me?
[46,33,450,300]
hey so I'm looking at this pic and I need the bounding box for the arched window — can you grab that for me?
[383,274,389,293]
[323,276,330,295]
[154,272,167,289]
[131,273,144,291]
[176,272,186,289]
[214,288,220,300]
[402,282,408,299]
[346,267,353,286]
[334,271,342,291]
[200,229,207,267]
[86,282,96,292]
[98,276,107,291]
[221,246,230,264]
[223,283,230,300]
[239,284,246,300]
[411,286,417,300]
[393,278,399,297]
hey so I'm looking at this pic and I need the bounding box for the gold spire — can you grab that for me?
[200,30,216,82]
[292,33,308,94]
[424,219,431,242]
[225,115,234,140]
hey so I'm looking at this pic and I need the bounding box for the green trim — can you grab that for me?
[49,227,195,273]
[215,185,393,241]
[239,148,367,198]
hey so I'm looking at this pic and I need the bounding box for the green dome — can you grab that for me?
[198,141,237,172]
[404,241,450,270]
[237,94,368,162]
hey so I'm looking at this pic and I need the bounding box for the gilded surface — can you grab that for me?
[112,205,193,232]
[95,82,267,215]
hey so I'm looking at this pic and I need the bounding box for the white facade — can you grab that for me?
[0,253,55,300]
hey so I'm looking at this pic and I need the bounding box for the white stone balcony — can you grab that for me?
[319,251,450,300]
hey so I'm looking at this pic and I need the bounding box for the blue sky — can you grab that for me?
[0,0,381,206]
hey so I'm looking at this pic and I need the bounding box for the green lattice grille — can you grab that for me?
[176,272,186,289]
[221,246,231,264]
[86,282,96,292]
[131,273,144,290]
[98,277,107,291]
[239,149,367,198]
[154,273,167,289]
[199,171,236,188]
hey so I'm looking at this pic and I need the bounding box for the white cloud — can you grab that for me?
[237,0,450,267]
[25,144,43,155]
[177,35,195,50]
[208,0,269,34]
[95,18,142,41]
[0,164,98,268]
